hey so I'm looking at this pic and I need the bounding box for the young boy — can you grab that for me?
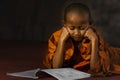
[43,3,120,76]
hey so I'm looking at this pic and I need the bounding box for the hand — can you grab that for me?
[84,28,98,41]
[84,28,99,70]
[73,61,90,69]
[59,27,70,42]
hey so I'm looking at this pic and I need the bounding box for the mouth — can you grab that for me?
[73,36,82,41]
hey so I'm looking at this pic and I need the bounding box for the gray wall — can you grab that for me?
[0,0,120,46]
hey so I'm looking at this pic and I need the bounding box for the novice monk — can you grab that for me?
[43,3,120,76]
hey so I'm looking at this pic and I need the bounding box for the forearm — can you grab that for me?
[90,38,99,69]
[53,39,65,68]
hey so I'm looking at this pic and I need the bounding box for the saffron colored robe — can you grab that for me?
[43,27,120,76]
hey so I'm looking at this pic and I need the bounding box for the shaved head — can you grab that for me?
[63,3,92,25]
[66,11,89,25]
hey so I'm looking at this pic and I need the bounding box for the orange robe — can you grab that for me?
[43,27,120,76]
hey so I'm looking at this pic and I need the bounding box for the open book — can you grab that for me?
[7,68,91,80]
[7,68,40,79]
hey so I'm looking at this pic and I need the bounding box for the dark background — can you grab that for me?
[0,0,120,46]
[0,1,120,79]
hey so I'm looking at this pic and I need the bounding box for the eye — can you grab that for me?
[78,26,85,30]
[80,26,86,30]
[69,26,75,30]
[78,24,87,30]
[78,26,81,29]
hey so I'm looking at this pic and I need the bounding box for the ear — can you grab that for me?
[61,19,65,24]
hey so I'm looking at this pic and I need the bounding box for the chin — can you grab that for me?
[73,38,81,41]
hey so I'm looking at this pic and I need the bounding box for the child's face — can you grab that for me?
[65,12,89,41]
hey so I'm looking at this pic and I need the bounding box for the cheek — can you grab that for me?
[80,30,85,35]
[69,30,74,35]
[67,29,74,36]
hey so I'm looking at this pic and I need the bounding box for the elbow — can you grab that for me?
[53,65,60,69]
[52,59,63,68]
[52,61,59,68]
[52,63,62,69]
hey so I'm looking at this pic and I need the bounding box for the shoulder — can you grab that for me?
[49,28,62,43]
[52,28,62,38]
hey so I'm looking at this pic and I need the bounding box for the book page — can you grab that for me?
[41,68,91,80]
[7,68,40,79]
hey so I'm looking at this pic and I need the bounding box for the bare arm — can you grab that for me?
[53,27,69,68]
[53,39,65,68]
[85,28,99,70]
[90,35,99,69]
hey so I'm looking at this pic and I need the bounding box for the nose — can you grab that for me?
[74,29,81,36]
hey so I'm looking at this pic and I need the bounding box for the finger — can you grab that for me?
[63,24,67,27]
[85,25,89,31]
[63,25,70,34]
[82,25,89,36]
